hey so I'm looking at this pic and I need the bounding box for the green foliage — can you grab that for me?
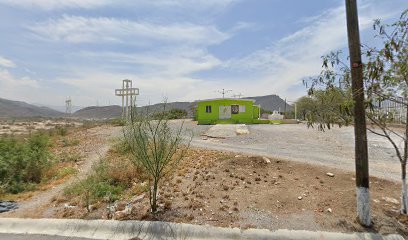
[253,119,272,124]
[153,108,188,120]
[112,138,131,156]
[303,9,408,213]
[0,133,51,194]
[124,104,191,213]
[260,108,273,115]
[296,89,353,130]
[65,159,125,204]
[109,118,126,127]
[365,10,408,107]
[55,167,77,179]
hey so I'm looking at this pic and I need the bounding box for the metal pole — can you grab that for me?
[295,103,297,120]
[122,80,125,119]
[345,0,371,227]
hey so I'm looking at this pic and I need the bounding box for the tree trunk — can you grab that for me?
[402,107,408,214]
[151,180,159,213]
[402,164,408,214]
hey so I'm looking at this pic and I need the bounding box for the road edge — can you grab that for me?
[0,218,403,240]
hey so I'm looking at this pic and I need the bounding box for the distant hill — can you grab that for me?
[32,103,83,113]
[72,105,122,119]
[0,98,64,118]
[248,95,293,112]
[72,102,193,119]
[72,95,291,119]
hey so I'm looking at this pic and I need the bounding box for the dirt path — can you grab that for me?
[174,121,403,182]
[1,126,121,218]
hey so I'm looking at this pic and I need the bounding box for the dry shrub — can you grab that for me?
[108,155,147,187]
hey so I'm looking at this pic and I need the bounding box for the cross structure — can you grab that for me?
[115,79,139,119]
[65,97,72,115]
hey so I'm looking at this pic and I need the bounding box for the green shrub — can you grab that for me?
[153,108,188,120]
[253,119,271,124]
[65,158,127,204]
[0,133,51,194]
[109,118,126,126]
[55,167,77,179]
[56,126,68,136]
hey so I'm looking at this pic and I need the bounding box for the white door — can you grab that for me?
[219,106,231,119]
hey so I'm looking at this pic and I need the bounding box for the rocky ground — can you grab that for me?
[1,122,407,237]
[53,147,407,237]
[0,120,83,135]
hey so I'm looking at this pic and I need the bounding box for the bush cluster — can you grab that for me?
[65,141,146,206]
[153,108,187,120]
[0,133,51,193]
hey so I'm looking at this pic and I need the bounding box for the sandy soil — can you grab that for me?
[0,120,82,135]
[54,147,407,237]
[2,123,407,237]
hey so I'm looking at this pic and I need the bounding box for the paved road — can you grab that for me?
[0,233,95,240]
[174,121,403,181]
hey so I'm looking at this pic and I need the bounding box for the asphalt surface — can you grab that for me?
[0,234,96,240]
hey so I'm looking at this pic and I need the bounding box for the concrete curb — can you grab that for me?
[0,218,403,240]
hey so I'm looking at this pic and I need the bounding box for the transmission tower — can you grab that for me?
[65,97,72,115]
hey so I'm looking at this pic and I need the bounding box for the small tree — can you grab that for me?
[364,10,408,213]
[305,9,408,214]
[123,104,191,213]
[296,88,353,129]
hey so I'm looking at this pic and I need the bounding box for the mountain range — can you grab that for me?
[0,95,292,119]
[0,98,64,119]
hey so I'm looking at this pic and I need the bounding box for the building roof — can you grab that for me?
[195,98,256,103]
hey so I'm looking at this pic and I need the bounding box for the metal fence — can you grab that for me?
[374,97,407,124]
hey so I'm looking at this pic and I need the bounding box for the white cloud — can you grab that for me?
[27,15,229,46]
[78,48,221,76]
[0,69,39,88]
[0,0,237,11]
[0,0,110,10]
[222,3,401,100]
[58,47,223,105]
[0,56,16,68]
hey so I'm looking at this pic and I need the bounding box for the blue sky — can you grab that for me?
[0,0,406,107]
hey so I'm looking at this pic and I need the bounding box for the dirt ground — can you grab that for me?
[53,147,407,237]
[2,124,407,237]
[0,125,121,218]
[0,120,82,135]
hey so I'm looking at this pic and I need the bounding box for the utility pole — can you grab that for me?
[216,89,232,99]
[65,97,72,115]
[345,0,371,227]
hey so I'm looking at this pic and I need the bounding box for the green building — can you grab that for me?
[196,98,261,125]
